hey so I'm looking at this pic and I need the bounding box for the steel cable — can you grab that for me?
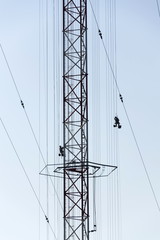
[0,118,58,240]
[88,0,160,214]
[0,44,63,211]
[45,0,49,239]
[156,0,160,18]
[38,0,42,239]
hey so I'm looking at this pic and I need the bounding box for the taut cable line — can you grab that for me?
[0,118,58,240]
[0,44,63,211]
[156,0,160,18]
[88,0,160,213]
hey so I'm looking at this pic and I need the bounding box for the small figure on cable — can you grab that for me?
[59,145,64,157]
[113,116,122,129]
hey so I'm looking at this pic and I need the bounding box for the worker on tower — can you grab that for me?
[59,145,64,156]
[113,116,122,129]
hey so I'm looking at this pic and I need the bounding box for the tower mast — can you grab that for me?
[39,1,117,239]
[40,1,117,239]
[63,0,89,239]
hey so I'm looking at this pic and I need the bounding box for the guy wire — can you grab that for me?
[156,0,160,18]
[0,44,63,211]
[88,0,160,214]
[38,0,42,239]
[45,0,49,239]
[0,118,58,240]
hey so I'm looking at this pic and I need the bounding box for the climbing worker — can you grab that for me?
[113,116,122,129]
[59,145,64,156]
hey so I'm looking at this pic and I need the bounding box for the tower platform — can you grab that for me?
[40,161,117,179]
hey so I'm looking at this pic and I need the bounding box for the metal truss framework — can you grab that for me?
[63,0,89,239]
[38,1,118,239]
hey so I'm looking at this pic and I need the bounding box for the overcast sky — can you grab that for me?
[0,1,160,240]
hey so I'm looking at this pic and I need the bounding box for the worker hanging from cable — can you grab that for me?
[59,145,64,157]
[113,116,122,129]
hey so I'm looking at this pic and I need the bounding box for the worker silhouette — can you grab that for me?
[59,145,64,156]
[113,116,121,129]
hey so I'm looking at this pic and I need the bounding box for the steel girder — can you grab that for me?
[63,0,89,239]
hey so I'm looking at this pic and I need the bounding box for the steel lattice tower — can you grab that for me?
[40,1,117,239]
[63,0,89,239]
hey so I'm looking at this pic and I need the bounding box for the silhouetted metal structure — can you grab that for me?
[40,1,117,239]
[63,0,89,239]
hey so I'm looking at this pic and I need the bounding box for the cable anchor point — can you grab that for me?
[20,100,25,109]
[45,215,49,223]
[119,94,123,103]
[98,29,103,39]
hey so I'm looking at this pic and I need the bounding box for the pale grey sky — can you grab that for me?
[0,1,160,240]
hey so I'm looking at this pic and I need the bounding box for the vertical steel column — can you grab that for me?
[63,0,89,239]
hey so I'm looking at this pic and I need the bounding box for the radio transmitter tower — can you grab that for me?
[62,1,89,239]
[41,0,117,239]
